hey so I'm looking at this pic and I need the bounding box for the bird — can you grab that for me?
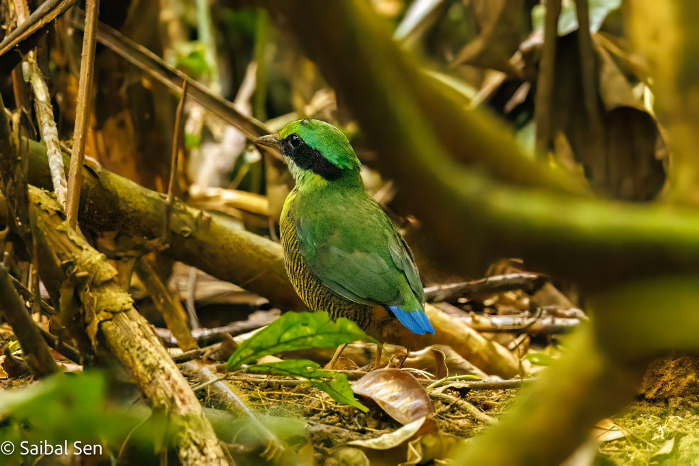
[256,119,434,364]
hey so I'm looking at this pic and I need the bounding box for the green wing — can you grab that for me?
[296,196,424,308]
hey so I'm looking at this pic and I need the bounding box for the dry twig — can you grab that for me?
[66,0,99,228]
[534,0,562,155]
[0,264,58,376]
[136,256,197,351]
[0,0,77,68]
[14,0,68,208]
[424,273,545,302]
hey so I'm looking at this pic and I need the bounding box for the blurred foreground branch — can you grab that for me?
[271,0,699,291]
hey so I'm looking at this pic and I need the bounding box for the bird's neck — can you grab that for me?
[294,170,364,195]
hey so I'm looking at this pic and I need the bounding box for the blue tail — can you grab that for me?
[388,306,435,335]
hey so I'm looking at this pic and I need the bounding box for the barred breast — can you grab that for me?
[280,209,372,331]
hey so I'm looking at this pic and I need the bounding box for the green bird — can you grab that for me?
[257,119,434,341]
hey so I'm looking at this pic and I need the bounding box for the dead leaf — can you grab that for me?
[591,418,625,442]
[348,416,428,450]
[404,344,487,379]
[56,361,83,373]
[550,34,665,200]
[403,430,465,466]
[324,447,370,466]
[352,369,433,425]
[455,0,528,74]
[652,437,675,458]
[0,356,7,379]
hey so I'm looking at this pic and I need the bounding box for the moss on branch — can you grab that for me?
[24,139,300,308]
[28,187,228,465]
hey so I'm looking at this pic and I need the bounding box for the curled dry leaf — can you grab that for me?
[591,418,625,442]
[352,368,433,425]
[348,416,428,450]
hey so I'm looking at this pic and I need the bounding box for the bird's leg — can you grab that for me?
[327,343,348,369]
[370,342,384,370]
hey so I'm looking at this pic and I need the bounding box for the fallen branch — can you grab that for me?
[24,139,300,309]
[424,273,545,302]
[28,187,228,465]
[157,309,280,347]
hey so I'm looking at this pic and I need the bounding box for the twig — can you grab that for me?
[135,255,198,351]
[0,264,58,376]
[574,0,604,162]
[467,313,580,335]
[431,391,496,424]
[37,326,81,364]
[534,0,561,155]
[66,0,99,228]
[185,265,200,330]
[163,80,189,243]
[182,362,286,461]
[0,0,78,68]
[23,138,301,309]
[9,273,55,315]
[173,345,214,363]
[428,377,534,392]
[157,309,280,346]
[424,273,546,302]
[14,0,68,209]
[71,11,272,142]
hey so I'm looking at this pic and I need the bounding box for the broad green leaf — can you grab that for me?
[248,359,369,412]
[532,0,622,36]
[0,371,167,458]
[226,311,372,369]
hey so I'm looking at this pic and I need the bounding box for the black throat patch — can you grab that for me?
[281,134,343,181]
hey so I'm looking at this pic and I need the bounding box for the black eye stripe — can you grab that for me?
[281,134,343,181]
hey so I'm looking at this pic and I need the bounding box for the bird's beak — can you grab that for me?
[254,134,282,151]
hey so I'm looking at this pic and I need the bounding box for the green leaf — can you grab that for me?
[526,352,555,366]
[0,371,167,455]
[226,311,373,369]
[175,42,210,78]
[248,359,369,412]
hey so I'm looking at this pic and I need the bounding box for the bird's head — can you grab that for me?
[256,119,361,186]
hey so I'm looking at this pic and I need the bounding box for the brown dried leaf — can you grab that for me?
[352,369,432,425]
[551,34,665,200]
[454,0,528,74]
[591,418,625,442]
[348,416,428,450]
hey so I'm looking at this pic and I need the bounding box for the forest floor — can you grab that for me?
[197,363,699,465]
[1,267,698,465]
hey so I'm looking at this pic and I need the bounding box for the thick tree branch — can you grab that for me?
[24,139,300,309]
[28,187,228,465]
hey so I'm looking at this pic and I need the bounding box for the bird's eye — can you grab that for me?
[288,134,302,147]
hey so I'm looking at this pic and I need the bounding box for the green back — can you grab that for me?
[290,187,424,310]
